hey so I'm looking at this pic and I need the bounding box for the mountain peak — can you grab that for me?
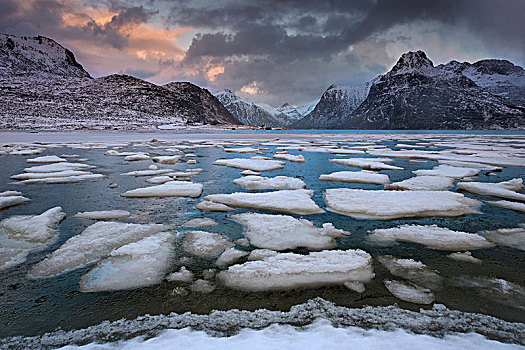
[390,50,434,75]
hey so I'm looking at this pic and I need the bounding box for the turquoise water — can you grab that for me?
[0,132,524,344]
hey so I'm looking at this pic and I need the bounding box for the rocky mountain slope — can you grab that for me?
[214,89,314,127]
[294,51,525,129]
[0,34,239,129]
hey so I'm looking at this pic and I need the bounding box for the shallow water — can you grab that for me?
[0,131,524,346]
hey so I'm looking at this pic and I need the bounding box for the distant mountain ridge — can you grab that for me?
[0,33,239,129]
[293,50,525,129]
[214,89,316,128]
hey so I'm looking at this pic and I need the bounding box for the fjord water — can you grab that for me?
[0,131,524,347]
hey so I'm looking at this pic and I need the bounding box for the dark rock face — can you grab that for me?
[294,51,525,130]
[0,34,239,129]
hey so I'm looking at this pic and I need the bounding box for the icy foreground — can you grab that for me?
[227,213,349,250]
[218,250,374,291]
[324,189,481,219]
[3,298,524,349]
[30,222,170,277]
[204,189,323,215]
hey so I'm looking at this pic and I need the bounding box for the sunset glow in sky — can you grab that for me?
[1,0,524,105]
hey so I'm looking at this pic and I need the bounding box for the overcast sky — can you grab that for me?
[1,0,524,106]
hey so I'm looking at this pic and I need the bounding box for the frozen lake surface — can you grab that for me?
[0,130,524,348]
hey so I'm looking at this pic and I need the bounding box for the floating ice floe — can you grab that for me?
[273,154,306,162]
[0,191,30,210]
[0,207,65,271]
[195,200,235,212]
[104,150,136,156]
[485,200,525,213]
[19,173,105,184]
[218,250,374,291]
[228,213,349,250]
[324,189,481,220]
[385,176,454,191]
[413,165,480,179]
[448,251,482,264]
[438,160,502,171]
[378,255,442,289]
[457,178,525,202]
[248,249,278,261]
[166,266,194,283]
[330,158,403,171]
[367,224,495,251]
[224,147,259,153]
[319,171,389,185]
[120,169,173,177]
[233,176,306,190]
[152,155,182,164]
[24,162,95,173]
[124,153,151,161]
[384,279,435,304]
[204,189,323,215]
[73,210,131,220]
[121,181,203,198]
[240,170,261,176]
[191,279,215,293]
[11,170,92,180]
[78,231,175,292]
[182,230,233,258]
[182,218,217,227]
[146,176,173,184]
[26,155,66,163]
[213,158,285,171]
[451,276,525,311]
[216,248,249,269]
[29,222,169,277]
[481,226,525,251]
[186,160,197,165]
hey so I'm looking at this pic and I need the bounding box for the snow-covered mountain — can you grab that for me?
[294,50,525,129]
[438,59,525,108]
[347,51,525,129]
[292,79,377,129]
[214,89,315,127]
[0,34,239,129]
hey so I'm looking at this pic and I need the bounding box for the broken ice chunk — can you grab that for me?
[213,158,285,171]
[319,171,389,185]
[146,176,173,184]
[121,181,203,198]
[196,201,235,212]
[216,248,249,269]
[330,158,403,171]
[191,279,215,293]
[23,162,95,173]
[247,249,278,261]
[413,165,479,179]
[124,153,150,161]
[448,251,482,264]
[227,212,349,251]
[182,230,233,258]
[152,155,183,164]
[273,154,306,162]
[481,226,525,251]
[78,231,175,292]
[182,218,217,227]
[0,191,30,210]
[367,224,495,251]
[166,266,194,283]
[218,250,374,291]
[385,176,454,191]
[378,255,442,289]
[204,189,323,215]
[29,222,169,277]
[233,175,306,190]
[384,279,435,304]
[20,173,105,184]
[457,178,525,202]
[324,189,481,220]
[73,210,131,220]
[120,169,173,177]
[26,155,67,163]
